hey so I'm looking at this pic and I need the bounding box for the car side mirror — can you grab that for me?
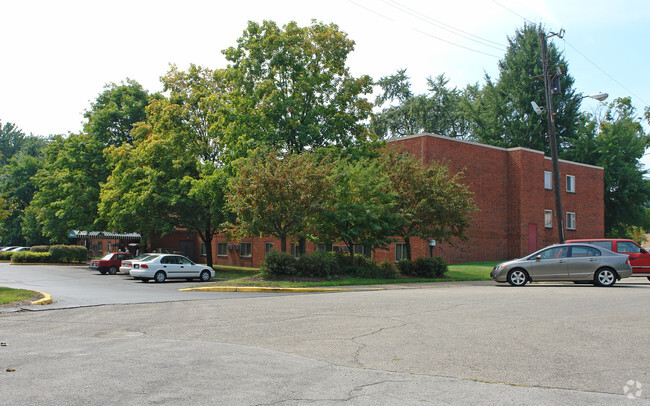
[535,255,542,261]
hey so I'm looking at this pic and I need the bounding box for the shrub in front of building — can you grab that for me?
[397,256,448,278]
[260,251,298,278]
[0,251,15,261]
[48,245,88,263]
[295,251,339,278]
[11,252,52,263]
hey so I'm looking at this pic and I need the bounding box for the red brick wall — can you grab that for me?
[150,133,605,267]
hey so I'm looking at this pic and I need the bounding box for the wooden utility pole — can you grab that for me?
[540,31,565,243]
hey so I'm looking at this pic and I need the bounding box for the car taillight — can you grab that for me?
[626,258,631,266]
[141,264,148,268]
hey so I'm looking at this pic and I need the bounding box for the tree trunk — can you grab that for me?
[298,237,306,256]
[405,236,412,261]
[280,236,287,253]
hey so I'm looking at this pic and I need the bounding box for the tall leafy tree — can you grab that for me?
[83,79,151,147]
[372,71,474,139]
[28,133,108,242]
[564,97,650,235]
[316,158,401,261]
[222,20,374,155]
[467,23,581,154]
[0,120,27,166]
[100,67,230,266]
[380,150,476,260]
[227,150,332,253]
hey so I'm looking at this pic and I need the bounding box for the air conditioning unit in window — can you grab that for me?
[227,244,233,250]
[233,244,240,251]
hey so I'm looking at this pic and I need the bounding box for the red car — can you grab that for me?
[90,252,135,275]
[566,239,650,281]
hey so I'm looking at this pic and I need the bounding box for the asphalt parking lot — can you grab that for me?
[1,263,648,405]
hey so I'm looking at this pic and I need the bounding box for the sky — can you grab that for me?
[2,0,649,159]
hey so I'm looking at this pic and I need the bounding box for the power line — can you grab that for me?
[384,0,507,51]
[346,0,502,59]
[563,39,648,106]
[491,0,648,106]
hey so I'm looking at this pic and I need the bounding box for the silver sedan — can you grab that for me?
[491,243,632,286]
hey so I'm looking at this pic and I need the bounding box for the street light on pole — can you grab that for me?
[538,29,607,244]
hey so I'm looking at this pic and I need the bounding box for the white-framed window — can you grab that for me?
[265,242,274,256]
[290,242,301,258]
[353,244,371,258]
[544,210,553,228]
[566,212,576,230]
[318,243,333,252]
[240,242,252,257]
[544,171,552,190]
[395,242,407,261]
[217,242,228,257]
[566,175,575,193]
[200,242,207,256]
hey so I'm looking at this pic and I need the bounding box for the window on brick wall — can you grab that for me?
[544,210,553,228]
[290,242,300,258]
[353,244,371,258]
[265,242,274,256]
[566,212,576,230]
[240,242,252,257]
[318,243,333,252]
[566,175,575,193]
[544,171,552,190]
[200,242,207,256]
[395,242,407,261]
[217,242,228,257]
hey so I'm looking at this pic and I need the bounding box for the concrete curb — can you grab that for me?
[179,286,385,293]
[31,291,53,305]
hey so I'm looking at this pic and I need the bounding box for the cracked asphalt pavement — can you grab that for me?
[1,264,649,405]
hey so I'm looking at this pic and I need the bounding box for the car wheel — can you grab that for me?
[108,266,118,275]
[200,270,211,282]
[507,269,528,286]
[99,269,107,275]
[154,271,166,283]
[647,276,650,282]
[594,268,616,287]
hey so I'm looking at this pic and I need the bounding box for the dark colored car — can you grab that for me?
[567,238,650,281]
[90,252,135,275]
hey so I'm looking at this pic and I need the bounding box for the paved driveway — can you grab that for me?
[0,262,272,310]
[1,263,649,404]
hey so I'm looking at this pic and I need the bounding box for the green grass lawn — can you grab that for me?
[210,261,498,287]
[0,287,41,305]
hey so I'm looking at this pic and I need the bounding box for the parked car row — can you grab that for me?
[491,241,635,287]
[90,252,215,283]
[0,246,31,252]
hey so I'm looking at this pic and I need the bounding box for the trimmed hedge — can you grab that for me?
[12,252,52,263]
[0,251,14,261]
[296,251,339,278]
[9,245,88,264]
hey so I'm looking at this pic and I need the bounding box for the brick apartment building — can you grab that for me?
[80,133,604,266]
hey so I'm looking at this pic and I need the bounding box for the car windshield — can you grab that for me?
[134,254,160,262]
[101,253,114,260]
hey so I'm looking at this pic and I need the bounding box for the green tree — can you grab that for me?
[372,72,473,139]
[28,133,108,242]
[380,151,476,260]
[316,158,401,261]
[0,120,27,166]
[223,20,374,155]
[83,79,151,147]
[564,97,650,235]
[466,23,581,154]
[227,150,332,253]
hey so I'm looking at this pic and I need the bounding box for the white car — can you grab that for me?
[127,253,215,283]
